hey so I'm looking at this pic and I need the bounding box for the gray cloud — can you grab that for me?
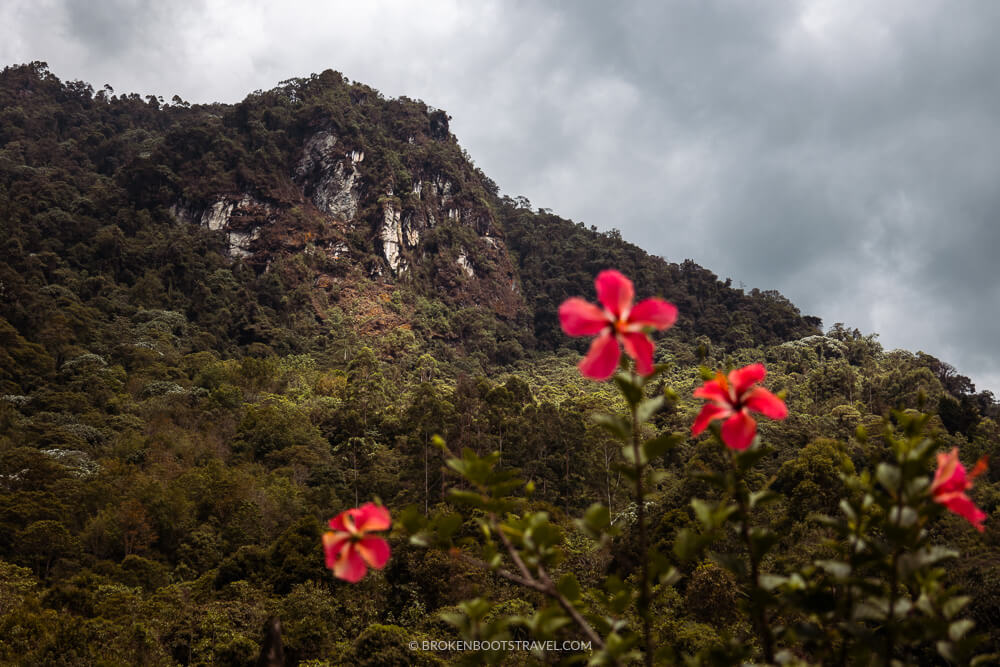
[2,0,998,391]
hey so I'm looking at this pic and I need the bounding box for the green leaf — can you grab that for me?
[643,432,683,461]
[557,573,581,602]
[712,551,749,578]
[735,445,770,472]
[446,457,467,477]
[749,489,779,509]
[604,575,625,595]
[815,559,851,581]
[944,596,971,620]
[397,505,427,534]
[528,521,561,549]
[891,597,912,619]
[439,610,466,629]
[447,489,488,510]
[691,498,714,528]
[758,574,788,591]
[937,641,957,663]
[593,413,631,441]
[888,506,918,529]
[577,503,613,538]
[621,443,647,467]
[648,469,671,486]
[435,512,463,542]
[663,386,679,404]
[855,599,888,621]
[900,546,960,578]
[460,597,493,622]
[636,395,664,424]
[613,374,644,407]
[876,462,901,492]
[645,362,673,383]
[658,566,681,587]
[839,499,857,522]
[522,605,572,641]
[673,528,708,562]
[922,546,960,567]
[749,527,779,558]
[615,462,639,483]
[949,619,975,642]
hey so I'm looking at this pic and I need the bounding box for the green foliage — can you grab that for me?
[412,390,996,664]
[235,398,326,460]
[774,437,855,519]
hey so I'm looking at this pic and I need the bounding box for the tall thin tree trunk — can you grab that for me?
[353,441,359,506]
[564,437,570,515]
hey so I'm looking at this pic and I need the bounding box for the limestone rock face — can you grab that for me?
[170,194,274,258]
[295,131,362,221]
[203,201,233,231]
[172,120,525,318]
[380,201,404,273]
[456,251,475,278]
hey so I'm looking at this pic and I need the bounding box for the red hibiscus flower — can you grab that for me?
[691,363,787,450]
[931,448,988,532]
[323,502,391,582]
[558,270,678,380]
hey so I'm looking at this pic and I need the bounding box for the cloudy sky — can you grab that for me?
[4,0,999,391]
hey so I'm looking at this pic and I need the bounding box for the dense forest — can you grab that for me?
[1,62,998,665]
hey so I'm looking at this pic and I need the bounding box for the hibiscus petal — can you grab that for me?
[743,387,788,420]
[328,513,350,533]
[559,298,610,336]
[333,543,369,582]
[595,270,634,318]
[932,449,960,493]
[933,448,968,495]
[621,332,655,376]
[721,411,757,450]
[728,363,766,396]
[356,536,391,569]
[628,298,678,330]
[579,331,621,380]
[322,532,349,570]
[971,456,989,481]
[693,377,730,405]
[354,503,391,532]
[941,493,987,532]
[692,404,730,436]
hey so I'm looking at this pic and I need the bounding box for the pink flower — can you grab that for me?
[931,448,988,532]
[691,363,787,450]
[323,502,391,582]
[558,270,678,380]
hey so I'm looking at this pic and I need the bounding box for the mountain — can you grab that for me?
[1,62,998,665]
[0,61,822,370]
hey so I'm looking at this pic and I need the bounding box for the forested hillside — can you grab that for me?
[1,62,998,665]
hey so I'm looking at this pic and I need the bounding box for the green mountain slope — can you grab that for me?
[0,61,820,368]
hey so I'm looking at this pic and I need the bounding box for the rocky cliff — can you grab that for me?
[163,79,523,320]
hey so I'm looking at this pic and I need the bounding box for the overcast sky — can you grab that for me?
[3,0,999,392]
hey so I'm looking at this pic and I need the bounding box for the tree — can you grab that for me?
[404,382,455,513]
[15,520,77,578]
